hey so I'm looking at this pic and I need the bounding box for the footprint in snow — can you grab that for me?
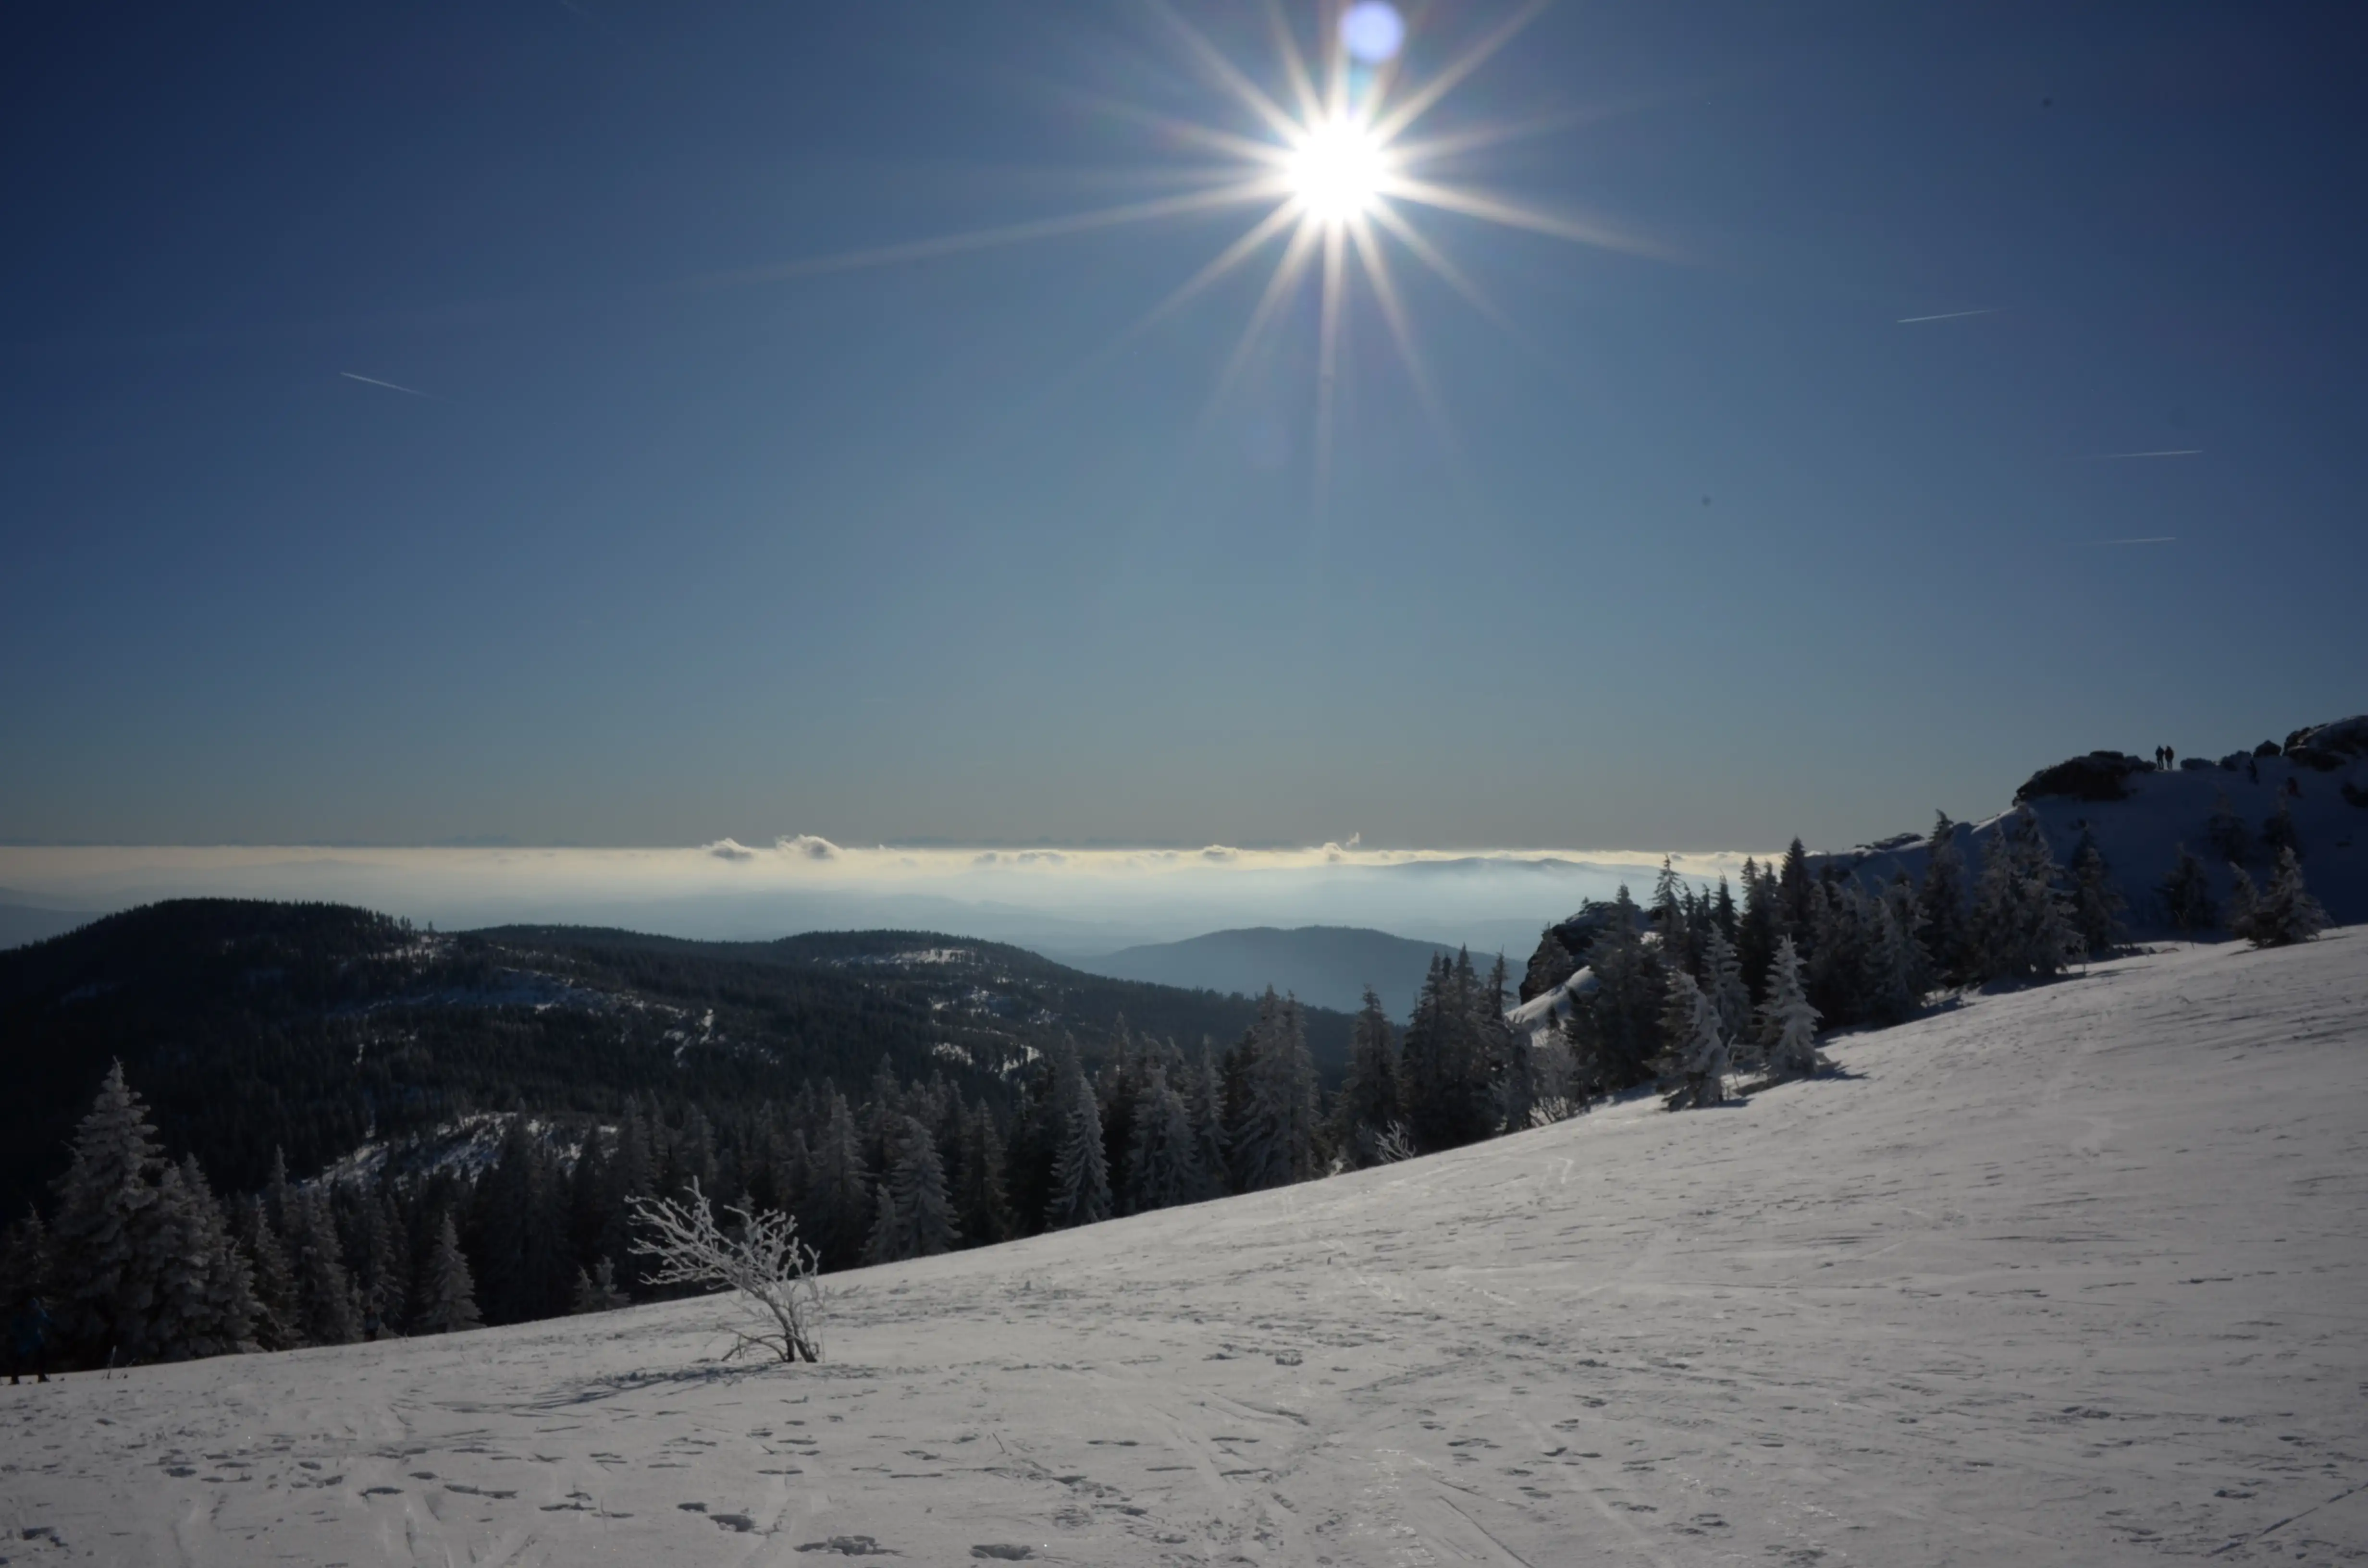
[797,1536,898,1556]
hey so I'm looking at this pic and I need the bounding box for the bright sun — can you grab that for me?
[1287,116,1390,223]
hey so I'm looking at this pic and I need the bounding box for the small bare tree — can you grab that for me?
[629,1179,824,1363]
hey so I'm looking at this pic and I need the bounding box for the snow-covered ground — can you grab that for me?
[6,935,2365,1566]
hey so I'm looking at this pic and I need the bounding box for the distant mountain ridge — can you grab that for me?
[1065,924,1490,1018]
[0,900,1355,1219]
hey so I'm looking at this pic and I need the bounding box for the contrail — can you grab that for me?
[2089,449,2201,459]
[340,371,433,398]
[1896,307,2001,323]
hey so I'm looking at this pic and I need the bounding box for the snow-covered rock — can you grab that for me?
[8,935,2362,1564]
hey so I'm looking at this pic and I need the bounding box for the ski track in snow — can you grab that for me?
[5,935,2365,1564]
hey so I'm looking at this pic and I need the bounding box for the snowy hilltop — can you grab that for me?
[4,933,2363,1563]
[1824,714,2368,932]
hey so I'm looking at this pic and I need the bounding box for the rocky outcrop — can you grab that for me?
[2013,750,2155,805]
[2285,715,2368,772]
[1519,900,1647,1003]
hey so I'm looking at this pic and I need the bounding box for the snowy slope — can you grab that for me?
[6,935,2366,1565]
[1823,746,2368,931]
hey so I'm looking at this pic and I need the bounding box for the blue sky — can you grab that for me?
[3,1,2362,852]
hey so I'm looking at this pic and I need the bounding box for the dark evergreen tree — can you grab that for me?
[1562,887,1665,1098]
[801,1089,874,1270]
[1332,989,1403,1166]
[1917,812,1970,983]
[0,1207,54,1382]
[2156,844,2218,939]
[2206,791,2254,865]
[1187,1046,1230,1200]
[2262,798,2303,861]
[951,1101,1014,1246]
[868,1115,958,1261]
[1044,1059,1113,1230]
[1776,839,1815,944]
[1736,858,1778,1001]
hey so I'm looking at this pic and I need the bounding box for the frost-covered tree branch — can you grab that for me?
[629,1179,823,1364]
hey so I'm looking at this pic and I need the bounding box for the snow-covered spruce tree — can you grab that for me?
[2232,846,2329,948]
[1332,989,1403,1168]
[570,1257,629,1314]
[1861,878,1931,1027]
[1233,990,1321,1190]
[1657,971,1730,1111]
[1917,812,1970,983]
[864,1115,958,1262]
[2156,844,2218,939]
[1123,1062,1203,1214]
[1044,1065,1114,1229]
[48,1062,171,1367]
[284,1185,363,1347]
[631,1178,822,1363]
[1703,928,1753,1054]
[2067,828,2128,959]
[1966,809,2082,984]
[234,1194,302,1349]
[413,1211,481,1333]
[148,1159,258,1362]
[1758,936,1825,1082]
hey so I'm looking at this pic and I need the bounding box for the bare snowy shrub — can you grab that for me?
[629,1179,823,1363]
[1363,1121,1418,1165]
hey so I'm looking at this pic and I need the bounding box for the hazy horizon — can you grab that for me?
[0,838,1773,956]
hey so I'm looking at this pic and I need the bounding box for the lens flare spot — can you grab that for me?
[1288,116,1389,223]
[1341,1,1407,65]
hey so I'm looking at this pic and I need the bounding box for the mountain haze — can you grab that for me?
[1065,923,1482,1017]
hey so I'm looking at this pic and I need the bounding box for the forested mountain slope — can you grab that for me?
[0,901,1352,1216]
